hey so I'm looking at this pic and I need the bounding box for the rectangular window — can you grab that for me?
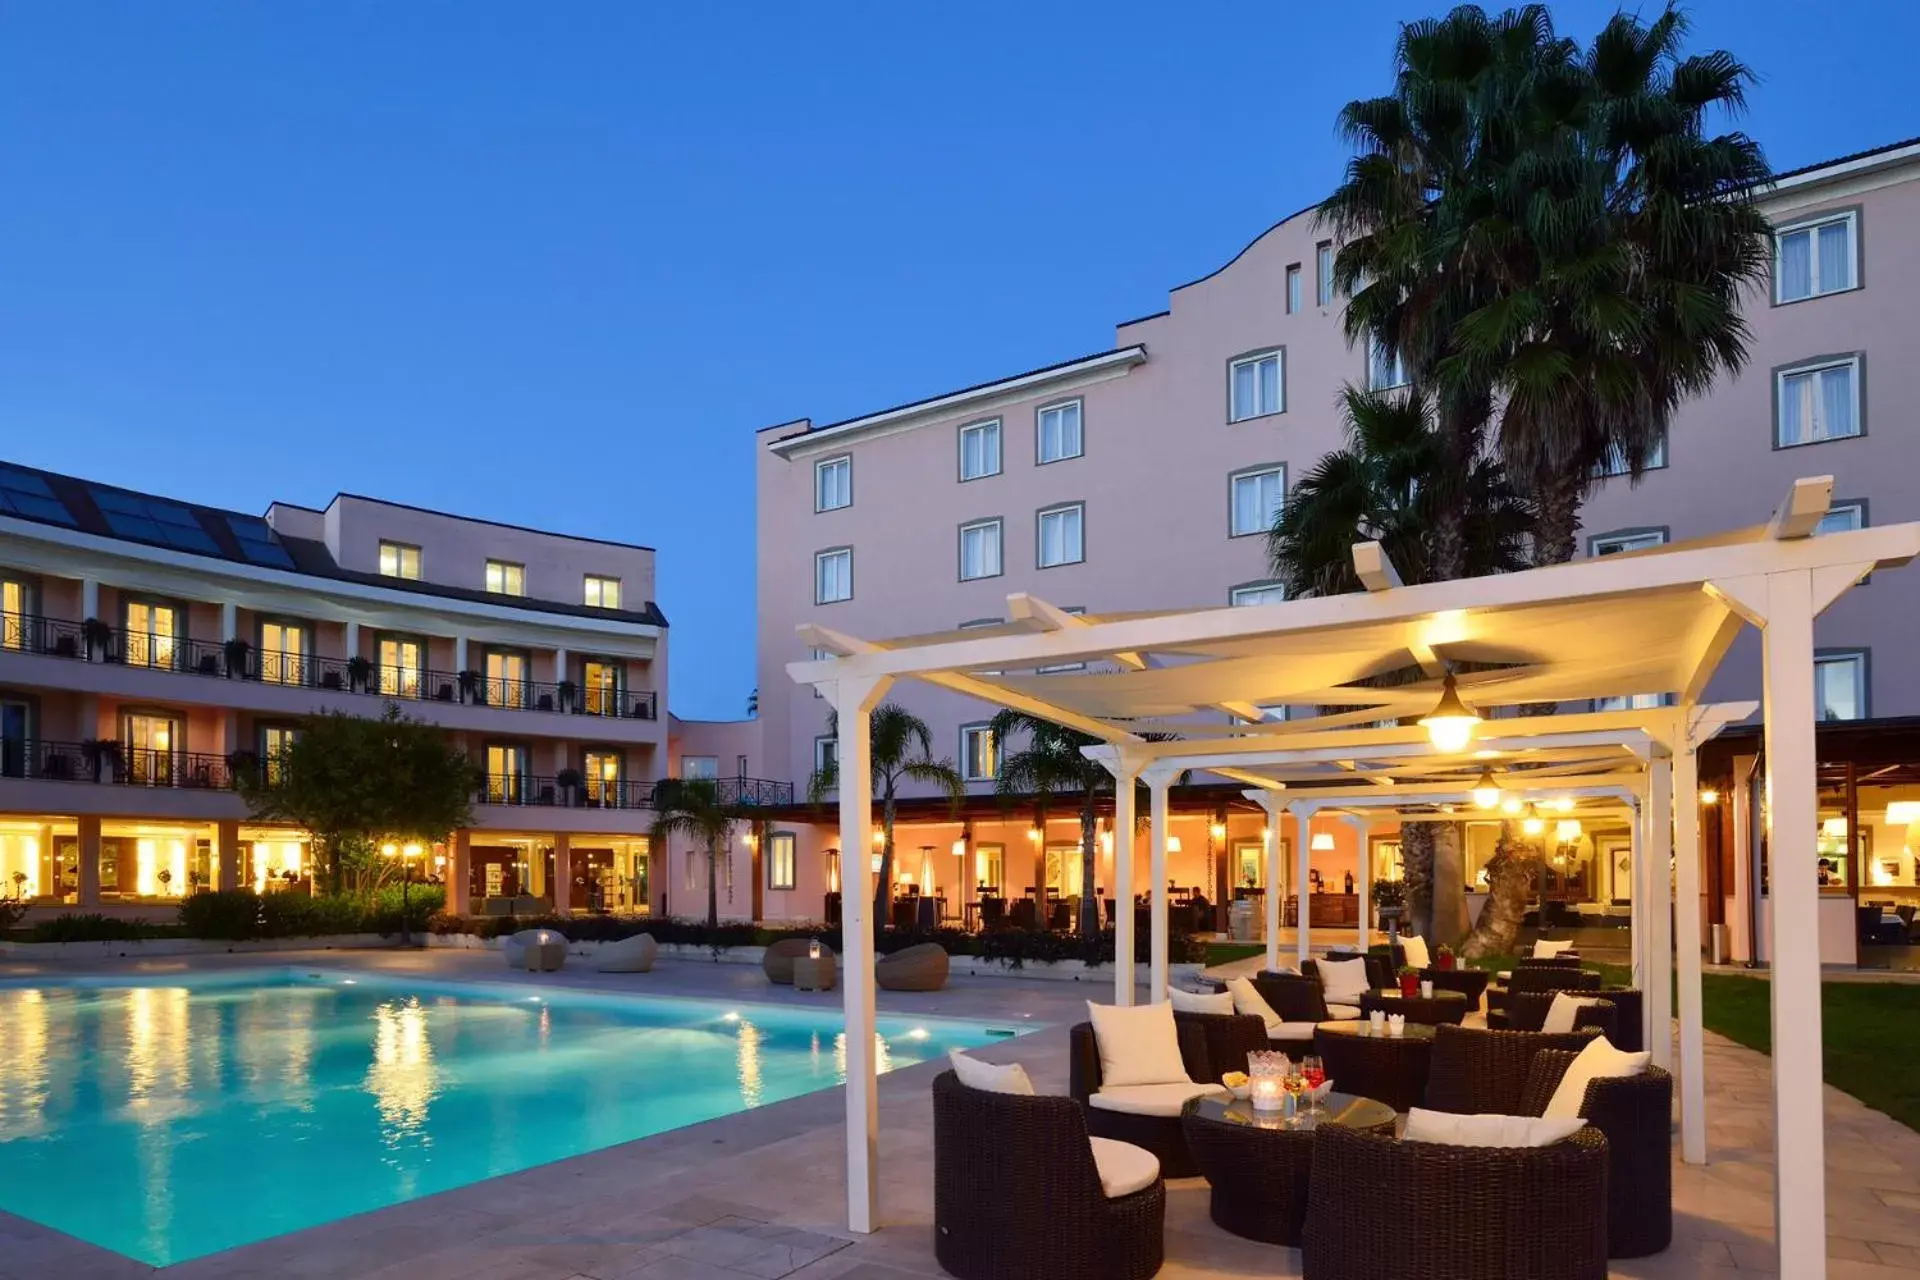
[1776,211,1858,303]
[2,578,27,651]
[259,621,307,686]
[584,749,623,805]
[1286,264,1302,314]
[959,519,1003,581]
[485,650,528,709]
[123,713,179,786]
[1229,350,1283,421]
[378,636,423,698]
[815,548,852,603]
[1036,605,1087,674]
[1593,434,1669,478]
[1037,400,1083,464]
[378,542,420,580]
[814,735,838,778]
[1777,357,1862,446]
[260,724,298,787]
[1367,335,1409,391]
[485,560,525,596]
[959,419,1002,481]
[1590,529,1668,557]
[583,659,623,716]
[485,743,529,804]
[815,455,852,512]
[124,600,179,670]
[681,755,719,780]
[975,842,1005,893]
[961,724,997,781]
[767,832,796,890]
[583,575,621,609]
[1230,466,1285,538]
[1231,582,1286,607]
[1316,241,1335,305]
[1816,651,1867,721]
[1037,503,1084,568]
[1593,692,1670,712]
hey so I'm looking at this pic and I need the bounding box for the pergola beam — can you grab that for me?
[1766,475,1834,540]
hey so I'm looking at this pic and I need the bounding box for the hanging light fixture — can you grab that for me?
[1521,805,1545,837]
[1471,768,1502,810]
[1418,672,1480,752]
[1500,795,1523,816]
[1699,789,1720,806]
[1555,819,1583,843]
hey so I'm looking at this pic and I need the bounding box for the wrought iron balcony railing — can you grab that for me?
[0,738,239,790]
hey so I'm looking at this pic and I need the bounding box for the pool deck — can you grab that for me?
[3,948,1920,1279]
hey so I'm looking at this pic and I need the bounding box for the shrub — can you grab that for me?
[177,888,446,939]
[28,913,172,943]
[179,890,264,940]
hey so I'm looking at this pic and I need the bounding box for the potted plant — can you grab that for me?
[81,617,114,662]
[1397,964,1420,998]
[223,637,252,678]
[226,749,260,787]
[1434,943,1456,971]
[345,655,374,693]
[558,679,578,713]
[457,669,483,704]
[9,870,25,901]
[556,767,584,807]
[79,738,122,783]
[157,867,173,895]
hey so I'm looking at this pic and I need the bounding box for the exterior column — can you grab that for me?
[214,820,241,892]
[553,647,568,684]
[1629,797,1644,993]
[831,674,890,1235]
[1343,815,1372,952]
[345,620,360,660]
[76,815,101,907]
[1146,771,1171,1003]
[82,578,99,621]
[448,830,471,916]
[1296,807,1313,965]
[1731,760,1755,963]
[220,601,238,643]
[1760,569,1827,1280]
[1247,791,1284,973]
[1110,762,1137,1006]
[1647,757,1674,1072]
[552,834,573,913]
[1672,737,1708,1164]
[454,635,469,673]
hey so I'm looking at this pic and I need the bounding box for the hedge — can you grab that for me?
[176,887,446,940]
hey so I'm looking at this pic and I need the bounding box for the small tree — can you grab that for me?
[650,777,737,928]
[987,710,1111,937]
[236,703,480,894]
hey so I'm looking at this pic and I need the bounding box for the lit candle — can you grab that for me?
[1248,1051,1288,1114]
[808,939,822,960]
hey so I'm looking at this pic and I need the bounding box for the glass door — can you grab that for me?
[485,744,528,804]
[125,602,179,670]
[584,749,622,807]
[485,650,527,709]
[260,621,307,686]
[0,700,27,778]
[125,714,179,785]
[379,637,423,698]
[1,579,24,650]
[261,724,298,786]
[583,659,621,716]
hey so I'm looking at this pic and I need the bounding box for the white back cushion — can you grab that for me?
[1168,986,1235,1016]
[948,1049,1035,1096]
[1404,1108,1586,1149]
[1086,1001,1191,1088]
[1399,934,1431,970]
[1532,939,1575,959]
[1542,991,1598,1034]
[1543,1036,1651,1120]
[1319,956,1371,1003]
[1225,976,1281,1033]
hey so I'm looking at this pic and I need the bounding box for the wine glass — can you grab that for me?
[1282,1065,1308,1123]
[1302,1055,1326,1113]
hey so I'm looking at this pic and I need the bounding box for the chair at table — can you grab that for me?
[1500,993,1619,1042]
[1422,1023,1602,1115]
[1010,898,1039,929]
[1069,1019,1216,1177]
[1521,1048,1674,1258]
[979,896,1006,929]
[1173,1009,1269,1081]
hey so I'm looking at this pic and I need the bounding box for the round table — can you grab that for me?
[1359,987,1470,1026]
[1180,1091,1397,1245]
[1312,1020,1437,1112]
[1422,966,1491,1009]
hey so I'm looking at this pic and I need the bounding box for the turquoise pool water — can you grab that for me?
[0,968,1015,1265]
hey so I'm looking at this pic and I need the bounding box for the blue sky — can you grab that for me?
[1,2,1912,719]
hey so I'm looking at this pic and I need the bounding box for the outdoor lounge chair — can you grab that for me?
[1301,1121,1609,1279]
[876,942,949,991]
[592,932,658,973]
[932,1070,1165,1280]
[1520,1048,1673,1258]
[763,937,832,984]
[500,928,565,971]
[1423,1023,1602,1115]
[1494,993,1619,1040]
[1173,1009,1269,1081]
[1068,1019,1217,1177]
[1488,963,1599,1018]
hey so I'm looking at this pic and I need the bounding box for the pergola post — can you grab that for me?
[1647,756,1675,1073]
[1110,758,1138,1006]
[1244,789,1287,973]
[825,672,891,1236]
[1673,730,1708,1164]
[1628,795,1645,996]
[1295,805,1314,965]
[1146,768,1173,1003]
[1341,814,1372,951]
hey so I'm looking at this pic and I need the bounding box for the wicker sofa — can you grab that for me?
[1069,1020,1217,1177]
[1521,1048,1674,1258]
[1496,993,1620,1041]
[932,1071,1166,1280]
[876,942,949,991]
[1423,1024,1603,1115]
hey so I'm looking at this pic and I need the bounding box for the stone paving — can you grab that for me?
[1,948,1918,1277]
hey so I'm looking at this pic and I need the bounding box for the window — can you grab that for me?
[1,577,28,651]
[378,636,423,698]
[681,755,719,780]
[1776,356,1862,446]
[1037,400,1083,464]
[959,519,1003,581]
[813,735,838,779]
[1816,651,1867,721]
[584,749,623,805]
[583,575,621,609]
[961,724,997,781]
[1316,241,1335,305]
[1776,211,1858,303]
[1230,466,1285,538]
[485,743,528,804]
[958,618,1004,676]
[123,601,179,670]
[1593,692,1670,712]
[1367,335,1409,391]
[815,455,852,512]
[1593,434,1669,478]
[124,713,179,786]
[1037,503,1084,568]
[1286,264,1302,314]
[809,645,827,697]
[1817,501,1865,536]
[1589,529,1668,557]
[959,419,1002,481]
[224,514,295,569]
[815,548,853,603]
[583,659,623,716]
[1229,350,1284,421]
[1036,605,1087,674]
[1231,581,1286,607]
[378,542,420,580]
[259,621,307,686]
[975,843,1005,892]
[485,650,528,708]
[87,487,219,554]
[486,560,525,596]
[260,724,299,787]
[767,832,796,890]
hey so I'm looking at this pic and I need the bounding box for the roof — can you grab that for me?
[0,460,669,628]
[1768,134,1920,186]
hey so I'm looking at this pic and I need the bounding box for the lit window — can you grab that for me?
[1229,350,1284,421]
[1037,400,1083,464]
[485,650,528,709]
[1590,529,1667,557]
[1230,467,1285,538]
[815,548,852,604]
[1037,503,1084,568]
[1816,652,1867,721]
[378,636,423,698]
[1367,335,1409,391]
[260,724,299,787]
[815,455,852,512]
[2,577,27,650]
[814,736,838,777]
[1316,241,1335,305]
[766,832,796,890]
[959,419,1002,481]
[1231,582,1286,607]
[1286,264,1302,314]
[1593,692,1669,712]
[1777,357,1862,446]
[124,600,179,670]
[378,542,420,580]
[1594,435,1668,478]
[1776,211,1858,303]
[959,519,1003,581]
[682,755,719,780]
[584,575,621,609]
[485,560,525,596]
[259,621,307,686]
[961,725,997,781]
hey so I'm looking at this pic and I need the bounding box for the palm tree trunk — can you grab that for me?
[1427,387,1485,581]
[1531,468,1583,567]
[872,789,896,941]
[1399,822,1437,938]
[706,837,719,929]
[1461,821,1536,959]
[1080,793,1098,938]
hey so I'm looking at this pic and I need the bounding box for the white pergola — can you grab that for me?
[789,476,1918,1280]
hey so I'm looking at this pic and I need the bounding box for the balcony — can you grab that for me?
[0,737,249,820]
[474,774,795,811]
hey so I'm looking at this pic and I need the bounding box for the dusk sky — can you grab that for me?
[2,1,1912,719]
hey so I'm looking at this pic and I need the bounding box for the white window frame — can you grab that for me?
[1593,434,1669,479]
[1230,581,1287,607]
[814,547,852,604]
[378,541,420,580]
[1589,528,1668,558]
[1316,241,1335,306]
[583,574,621,609]
[485,560,525,596]
[958,418,1003,482]
[813,735,838,778]
[958,518,1003,582]
[958,618,1004,676]
[814,454,852,513]
[1367,335,1409,391]
[1775,355,1863,447]
[1286,264,1302,314]
[1816,500,1865,536]
[1037,605,1087,674]
[1036,399,1084,465]
[1774,210,1859,304]
[1229,465,1286,538]
[1592,692,1672,713]
[766,831,796,890]
[1036,502,1085,569]
[681,755,719,780]
[1814,650,1868,721]
[960,723,997,782]
[1228,349,1284,422]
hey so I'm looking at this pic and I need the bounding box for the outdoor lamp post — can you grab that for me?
[383,841,424,946]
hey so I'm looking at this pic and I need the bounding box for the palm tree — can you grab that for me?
[807,702,965,935]
[650,777,737,929]
[986,710,1111,936]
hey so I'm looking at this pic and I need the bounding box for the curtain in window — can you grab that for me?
[1233,473,1280,535]
[1817,222,1852,292]
[1780,371,1811,444]
[1819,365,1854,440]
[1040,510,1080,565]
[1258,358,1280,413]
[1232,362,1256,418]
[1778,229,1812,300]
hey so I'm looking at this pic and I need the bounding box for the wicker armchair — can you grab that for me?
[1301,1122,1610,1280]
[1305,954,1393,990]
[1521,1049,1673,1258]
[1596,987,1646,1053]
[1250,971,1334,1022]
[932,1071,1166,1280]
[1495,994,1619,1042]
[1173,1010,1269,1082]
[1422,965,1491,1009]
[1488,964,1600,1018]
[876,942,949,991]
[1423,1024,1602,1115]
[1069,1020,1213,1177]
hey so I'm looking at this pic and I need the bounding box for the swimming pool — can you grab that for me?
[0,968,1017,1265]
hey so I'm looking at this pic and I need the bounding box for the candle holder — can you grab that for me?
[1247,1050,1290,1114]
[1420,979,1435,999]
[808,938,823,960]
[1388,1013,1407,1039]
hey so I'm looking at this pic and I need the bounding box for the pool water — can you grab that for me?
[0,969,1014,1265]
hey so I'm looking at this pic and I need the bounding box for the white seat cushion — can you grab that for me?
[1269,1021,1319,1043]
[947,1049,1035,1096]
[1326,1004,1362,1020]
[1496,970,1514,981]
[1225,976,1282,1034]
[1086,1001,1190,1088]
[1319,957,1371,1004]
[1532,939,1576,959]
[1399,934,1431,970]
[1168,986,1235,1016]
[1404,1108,1586,1149]
[1089,1137,1160,1198]
[1543,1036,1651,1120]
[1542,991,1600,1035]
[1088,1081,1228,1118]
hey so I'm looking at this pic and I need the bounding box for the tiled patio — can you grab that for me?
[2,949,1919,1278]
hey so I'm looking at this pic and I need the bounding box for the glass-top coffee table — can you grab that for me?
[1359,986,1471,1025]
[1313,1020,1437,1111]
[1180,1091,1396,1245]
